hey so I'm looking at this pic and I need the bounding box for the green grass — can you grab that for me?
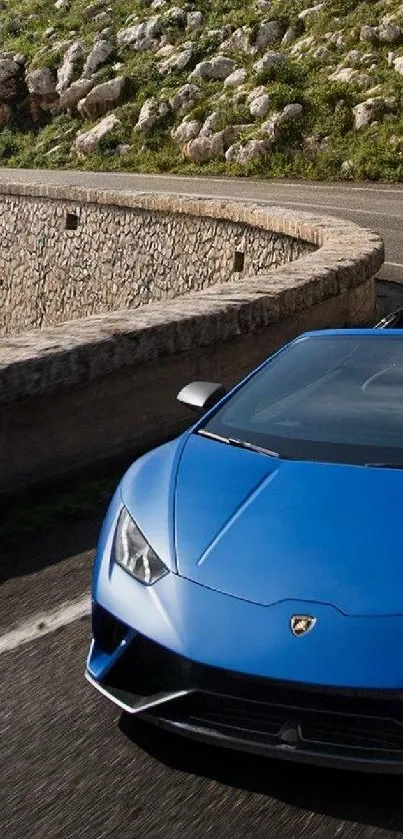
[0,0,402,180]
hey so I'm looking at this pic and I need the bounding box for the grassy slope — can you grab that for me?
[0,0,402,179]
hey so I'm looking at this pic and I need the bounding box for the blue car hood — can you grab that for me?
[175,434,403,617]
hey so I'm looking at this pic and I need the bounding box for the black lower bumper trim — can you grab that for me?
[140,709,403,774]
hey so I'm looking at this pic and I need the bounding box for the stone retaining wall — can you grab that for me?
[0,185,384,495]
[0,184,312,337]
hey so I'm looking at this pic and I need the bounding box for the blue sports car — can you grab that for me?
[86,326,403,773]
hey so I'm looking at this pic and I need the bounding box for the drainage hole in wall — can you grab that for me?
[233,250,245,272]
[66,212,79,231]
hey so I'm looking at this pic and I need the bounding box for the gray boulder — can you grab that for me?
[171,118,202,144]
[189,56,237,81]
[329,67,372,88]
[360,25,378,43]
[254,20,287,52]
[225,139,268,163]
[253,51,286,73]
[75,113,120,156]
[353,97,385,130]
[282,26,298,47]
[249,93,271,118]
[378,22,402,43]
[186,11,203,31]
[298,4,324,22]
[164,6,186,26]
[117,18,161,48]
[57,78,94,112]
[159,49,193,75]
[26,67,56,96]
[224,68,247,88]
[0,59,21,101]
[135,97,169,132]
[57,41,85,93]
[169,83,201,116]
[82,40,114,77]
[182,128,235,163]
[280,103,303,121]
[77,76,125,119]
[221,27,253,54]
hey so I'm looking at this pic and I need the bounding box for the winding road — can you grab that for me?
[1,172,403,839]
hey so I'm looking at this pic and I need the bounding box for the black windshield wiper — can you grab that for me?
[365,462,403,470]
[197,430,280,458]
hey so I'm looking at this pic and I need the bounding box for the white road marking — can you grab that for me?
[0,595,91,655]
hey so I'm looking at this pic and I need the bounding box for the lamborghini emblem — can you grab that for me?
[290,615,316,637]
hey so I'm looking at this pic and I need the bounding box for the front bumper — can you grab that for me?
[86,605,403,773]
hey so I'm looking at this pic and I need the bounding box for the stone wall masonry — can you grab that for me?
[0,185,312,337]
[0,184,384,494]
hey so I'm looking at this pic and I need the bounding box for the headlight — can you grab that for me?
[114,508,168,585]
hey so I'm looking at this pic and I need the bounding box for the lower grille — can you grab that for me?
[160,693,403,756]
[99,627,403,762]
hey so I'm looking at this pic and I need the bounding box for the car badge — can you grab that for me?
[290,615,316,637]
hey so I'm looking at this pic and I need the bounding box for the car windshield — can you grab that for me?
[201,334,403,467]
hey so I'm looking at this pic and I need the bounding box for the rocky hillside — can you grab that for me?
[0,0,402,179]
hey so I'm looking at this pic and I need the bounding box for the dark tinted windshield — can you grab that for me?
[202,335,403,466]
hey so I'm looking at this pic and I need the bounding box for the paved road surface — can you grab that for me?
[0,168,402,281]
[2,172,403,839]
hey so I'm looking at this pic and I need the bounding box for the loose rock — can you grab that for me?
[82,40,114,77]
[253,51,285,73]
[360,25,378,44]
[57,78,94,113]
[254,20,287,52]
[182,128,234,162]
[0,59,22,101]
[189,56,237,81]
[77,76,125,119]
[169,83,201,116]
[159,49,193,75]
[186,11,203,31]
[298,4,324,22]
[135,97,169,132]
[249,93,271,118]
[226,139,268,163]
[353,97,385,130]
[57,41,85,93]
[25,67,56,97]
[117,18,161,48]
[378,22,402,43]
[75,113,120,156]
[171,118,201,143]
[224,68,247,88]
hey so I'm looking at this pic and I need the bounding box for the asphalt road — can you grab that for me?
[2,172,403,839]
[0,168,402,281]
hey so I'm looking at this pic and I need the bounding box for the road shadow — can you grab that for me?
[0,514,101,585]
[119,714,403,833]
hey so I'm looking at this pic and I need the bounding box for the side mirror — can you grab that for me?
[177,381,226,413]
